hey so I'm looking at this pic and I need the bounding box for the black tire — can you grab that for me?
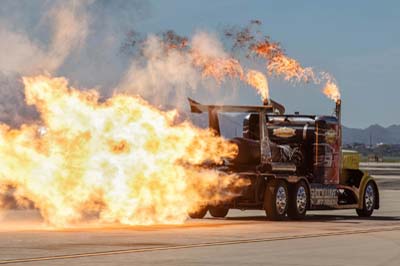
[209,206,229,218]
[356,181,376,217]
[188,205,208,219]
[264,179,288,220]
[287,180,309,219]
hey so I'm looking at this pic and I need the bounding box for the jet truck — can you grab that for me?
[188,98,379,220]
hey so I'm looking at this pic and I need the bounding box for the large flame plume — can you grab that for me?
[0,75,245,226]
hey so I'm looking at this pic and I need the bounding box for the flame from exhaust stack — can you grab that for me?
[246,70,269,101]
[250,40,315,83]
[187,34,272,102]
[193,56,244,81]
[225,23,341,102]
[190,32,245,81]
[252,39,340,101]
[322,80,341,102]
[0,75,245,227]
[120,31,271,103]
[267,57,315,83]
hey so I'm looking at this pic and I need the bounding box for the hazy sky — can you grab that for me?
[140,0,400,128]
[1,0,399,128]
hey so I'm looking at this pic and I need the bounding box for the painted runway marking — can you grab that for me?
[1,226,400,264]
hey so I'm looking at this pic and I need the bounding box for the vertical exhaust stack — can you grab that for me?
[260,98,272,166]
[335,99,342,125]
[335,99,342,172]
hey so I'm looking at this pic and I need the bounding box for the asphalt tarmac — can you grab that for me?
[0,162,399,266]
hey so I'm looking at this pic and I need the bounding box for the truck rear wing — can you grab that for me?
[188,98,285,115]
[188,98,279,165]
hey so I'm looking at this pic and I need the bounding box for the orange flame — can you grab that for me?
[267,57,315,83]
[0,75,246,227]
[254,43,340,101]
[322,80,341,102]
[251,41,281,61]
[240,30,341,102]
[246,70,269,101]
[190,32,244,82]
[251,41,315,83]
[255,44,341,101]
[193,56,244,81]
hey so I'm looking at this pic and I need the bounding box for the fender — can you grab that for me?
[358,171,380,209]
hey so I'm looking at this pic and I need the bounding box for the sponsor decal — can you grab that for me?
[310,184,338,207]
[273,127,296,138]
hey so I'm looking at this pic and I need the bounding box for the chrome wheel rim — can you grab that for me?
[276,186,287,215]
[296,186,307,213]
[365,184,375,211]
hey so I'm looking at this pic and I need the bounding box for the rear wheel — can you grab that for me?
[287,180,309,219]
[264,179,288,220]
[209,206,229,218]
[188,205,208,219]
[356,181,376,217]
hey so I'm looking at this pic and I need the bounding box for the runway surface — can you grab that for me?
[0,162,399,266]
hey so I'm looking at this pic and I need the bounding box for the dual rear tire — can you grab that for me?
[264,179,288,220]
[188,205,229,219]
[287,180,308,219]
[264,179,308,220]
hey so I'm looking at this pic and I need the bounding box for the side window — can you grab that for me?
[249,114,260,140]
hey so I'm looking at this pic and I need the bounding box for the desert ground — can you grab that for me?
[0,162,399,266]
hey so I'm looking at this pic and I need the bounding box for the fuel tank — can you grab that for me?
[243,114,316,144]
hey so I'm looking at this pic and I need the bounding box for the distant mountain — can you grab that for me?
[183,110,400,145]
[343,124,400,145]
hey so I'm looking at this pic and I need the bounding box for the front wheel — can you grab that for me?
[287,180,309,219]
[356,181,376,217]
[264,179,288,220]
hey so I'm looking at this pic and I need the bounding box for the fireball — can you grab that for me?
[0,75,244,227]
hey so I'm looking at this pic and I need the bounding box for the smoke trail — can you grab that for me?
[0,1,89,75]
[0,1,91,126]
[118,31,245,108]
